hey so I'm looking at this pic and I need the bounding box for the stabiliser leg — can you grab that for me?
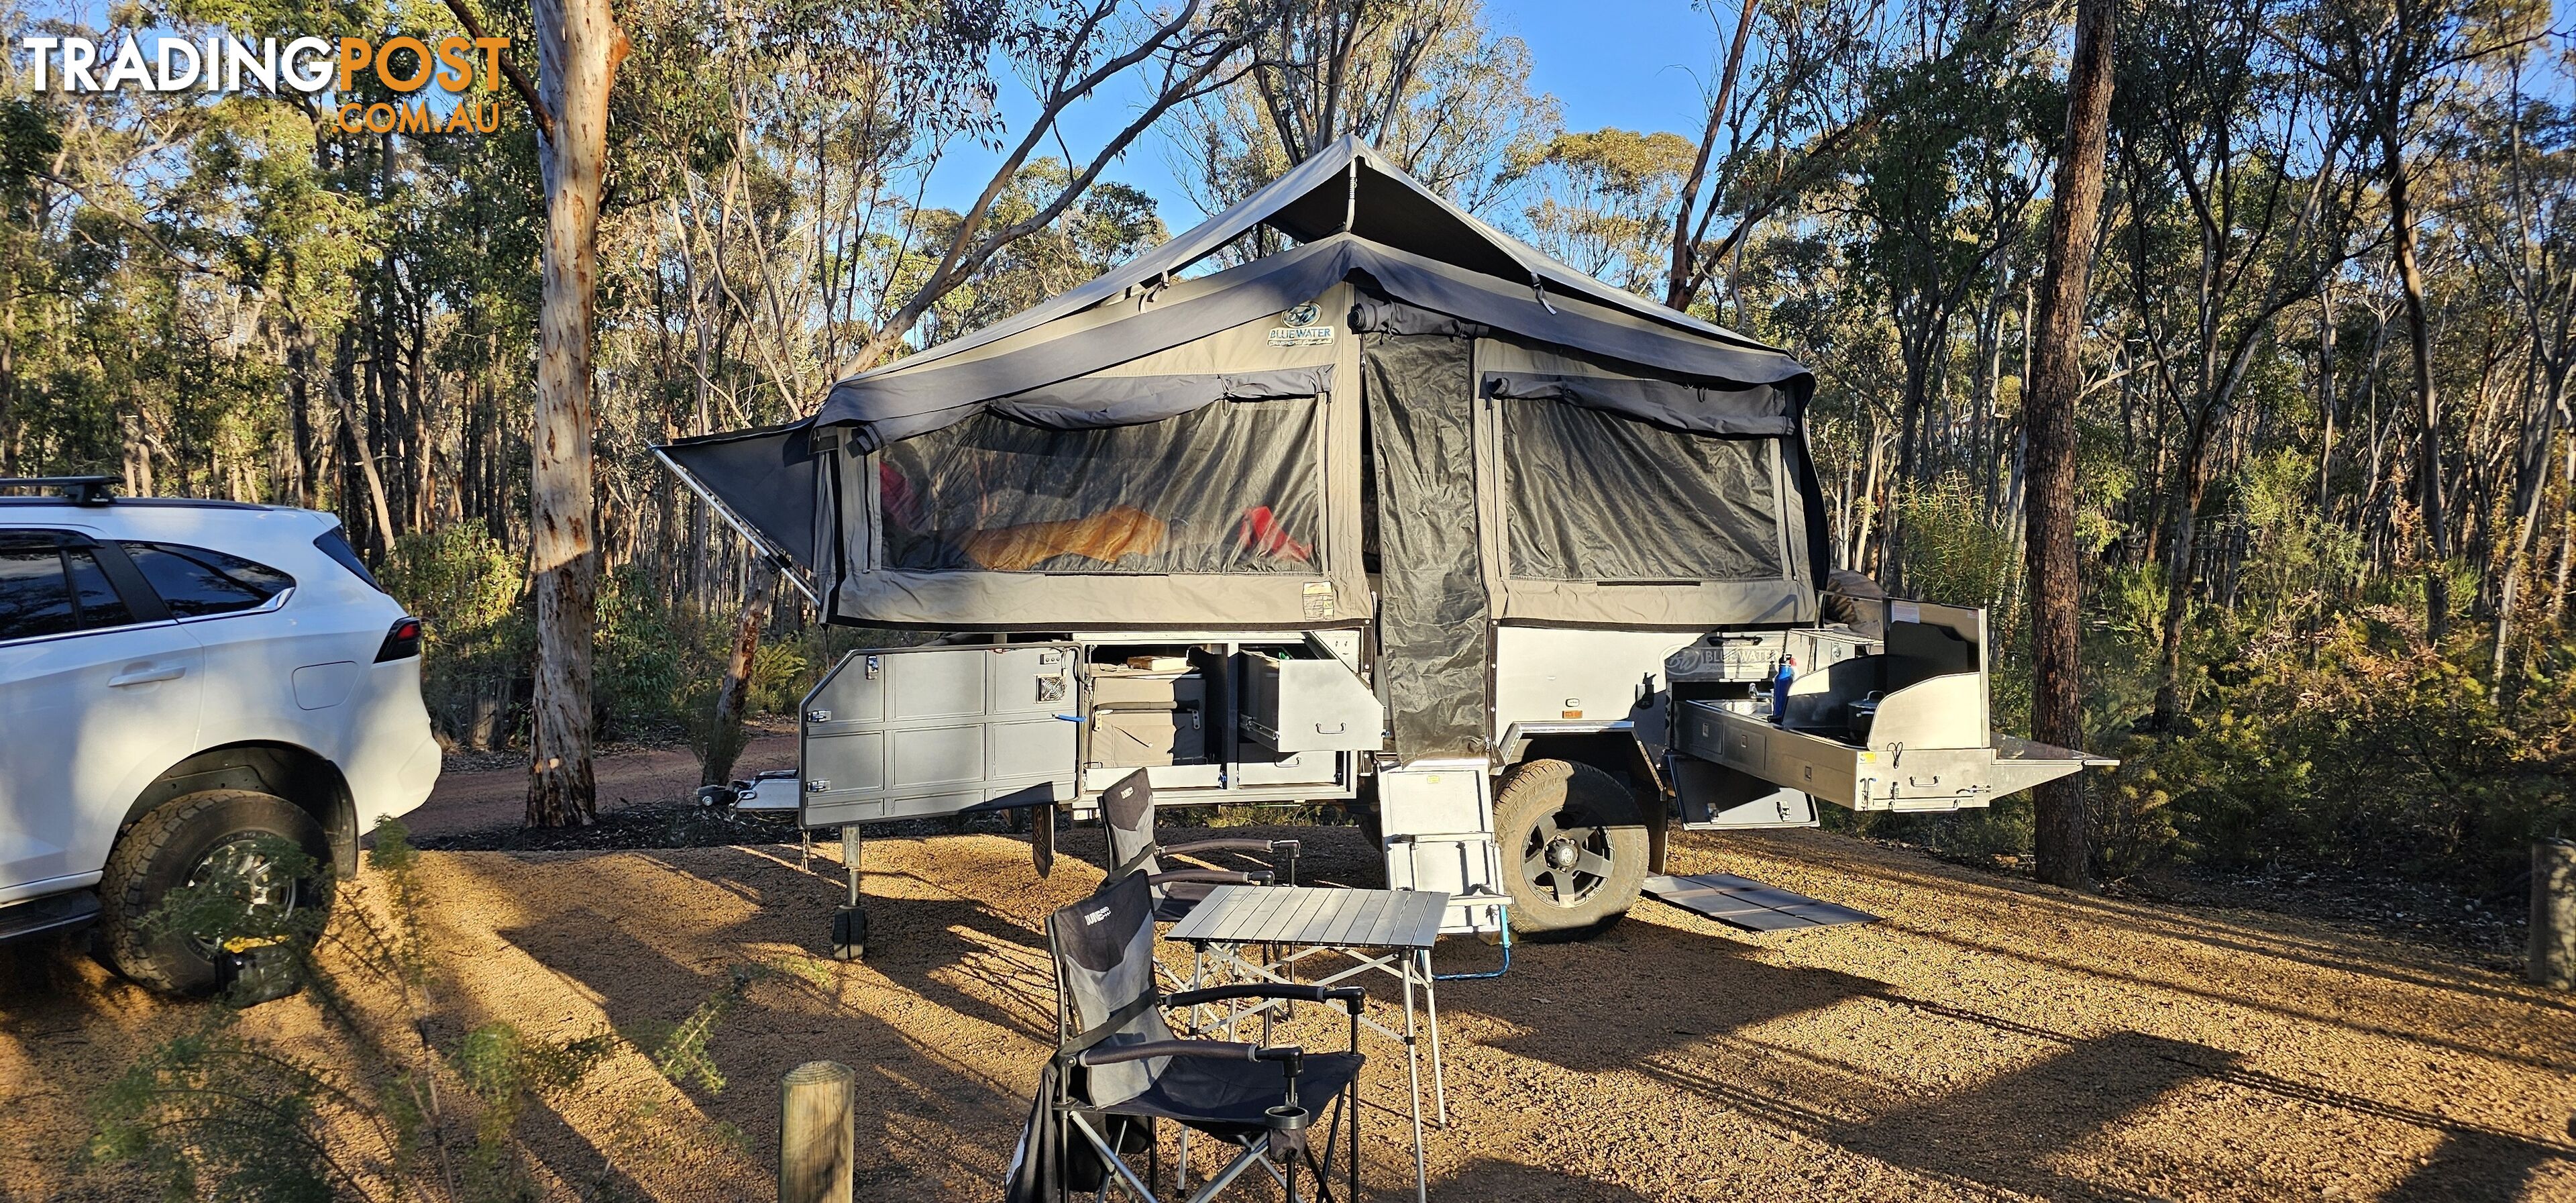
[832,825,867,961]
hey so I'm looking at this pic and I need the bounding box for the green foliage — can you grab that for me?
[2122,621,2576,894]
[87,1023,349,1203]
[381,528,533,748]
[1894,474,2025,633]
[86,819,750,1202]
[624,965,759,1097]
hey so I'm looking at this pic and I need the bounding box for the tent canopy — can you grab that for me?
[658,135,1828,632]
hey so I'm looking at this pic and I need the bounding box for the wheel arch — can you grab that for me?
[123,743,360,876]
[1506,730,1664,800]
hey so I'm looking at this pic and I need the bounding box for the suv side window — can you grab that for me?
[0,542,138,641]
[120,542,295,618]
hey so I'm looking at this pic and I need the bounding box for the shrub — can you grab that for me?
[378,528,531,749]
[86,821,755,1202]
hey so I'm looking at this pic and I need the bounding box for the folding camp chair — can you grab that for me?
[1099,769,1300,923]
[1008,873,1366,1203]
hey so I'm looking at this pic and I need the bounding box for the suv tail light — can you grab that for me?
[376,617,423,662]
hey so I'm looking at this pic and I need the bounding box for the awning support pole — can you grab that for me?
[650,445,822,607]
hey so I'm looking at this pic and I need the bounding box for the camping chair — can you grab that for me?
[1008,872,1366,1203]
[1099,769,1300,923]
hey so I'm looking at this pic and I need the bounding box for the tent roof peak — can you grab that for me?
[839,138,1783,395]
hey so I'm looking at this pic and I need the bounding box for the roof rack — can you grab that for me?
[0,476,117,505]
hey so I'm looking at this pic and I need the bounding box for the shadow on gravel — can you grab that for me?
[468,849,1036,1193]
[2376,1126,2561,1202]
[1437,1156,1664,1200]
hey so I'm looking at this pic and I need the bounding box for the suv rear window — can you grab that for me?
[0,544,137,641]
[313,526,384,591]
[120,542,295,618]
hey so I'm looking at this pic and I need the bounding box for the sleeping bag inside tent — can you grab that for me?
[656,136,1829,760]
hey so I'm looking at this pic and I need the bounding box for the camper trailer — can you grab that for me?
[657,138,2108,943]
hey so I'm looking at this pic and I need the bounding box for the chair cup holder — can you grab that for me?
[1265,1104,1312,1157]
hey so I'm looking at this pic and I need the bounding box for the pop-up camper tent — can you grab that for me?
[659,136,1827,764]
[663,137,2111,949]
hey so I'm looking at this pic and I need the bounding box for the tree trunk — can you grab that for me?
[330,329,398,560]
[1664,0,1760,311]
[2150,441,2212,729]
[524,0,627,829]
[2382,121,2448,642]
[2025,0,2114,892]
[702,563,776,788]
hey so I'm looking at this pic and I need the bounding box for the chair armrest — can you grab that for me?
[1146,870,1271,887]
[1073,1039,1285,1067]
[1166,983,1366,1014]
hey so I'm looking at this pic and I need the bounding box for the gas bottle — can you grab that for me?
[1770,653,1797,721]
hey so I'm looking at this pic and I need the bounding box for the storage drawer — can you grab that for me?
[1089,707,1205,768]
[1087,667,1205,710]
[1239,647,1383,753]
[1234,746,1342,786]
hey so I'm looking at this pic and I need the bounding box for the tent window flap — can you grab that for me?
[879,401,1323,574]
[1503,399,1782,583]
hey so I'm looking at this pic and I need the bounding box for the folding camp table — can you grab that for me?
[1165,884,1449,1203]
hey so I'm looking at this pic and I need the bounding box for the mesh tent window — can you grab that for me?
[878,400,1324,575]
[1501,399,1784,582]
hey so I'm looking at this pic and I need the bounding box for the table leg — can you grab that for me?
[1421,948,1449,1127]
[1401,957,1428,1203]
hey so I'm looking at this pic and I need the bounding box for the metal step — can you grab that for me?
[1642,873,1877,932]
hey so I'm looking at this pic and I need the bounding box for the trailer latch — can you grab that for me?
[806,709,832,722]
[805,780,830,792]
[864,656,880,680]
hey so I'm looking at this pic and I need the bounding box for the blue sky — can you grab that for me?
[9,0,1736,223]
[919,0,1731,224]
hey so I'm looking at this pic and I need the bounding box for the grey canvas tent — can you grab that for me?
[658,136,1829,758]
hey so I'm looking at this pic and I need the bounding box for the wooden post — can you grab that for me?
[780,1060,855,1203]
[2532,839,2576,990]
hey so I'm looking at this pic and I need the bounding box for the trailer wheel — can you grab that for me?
[1493,760,1647,939]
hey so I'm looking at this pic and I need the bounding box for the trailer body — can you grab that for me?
[659,137,2110,938]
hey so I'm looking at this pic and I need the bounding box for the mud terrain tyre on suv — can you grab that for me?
[97,789,331,994]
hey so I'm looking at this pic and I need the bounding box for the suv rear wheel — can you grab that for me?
[1494,760,1648,940]
[98,790,329,996]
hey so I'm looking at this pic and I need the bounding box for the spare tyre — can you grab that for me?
[1493,760,1647,939]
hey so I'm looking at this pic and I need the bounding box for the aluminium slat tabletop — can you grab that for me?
[1167,884,1450,950]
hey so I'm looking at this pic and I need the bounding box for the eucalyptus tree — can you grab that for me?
[1843,0,2055,586]
[2115,0,2362,730]
[2025,0,2116,889]
[2288,0,2551,643]
[1662,0,1886,313]
[1169,0,1556,222]
[2442,62,2576,677]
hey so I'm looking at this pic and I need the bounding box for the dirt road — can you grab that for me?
[403,728,799,838]
[5,817,2571,1200]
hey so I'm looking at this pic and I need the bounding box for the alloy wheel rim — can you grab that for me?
[182,836,298,953]
[1521,809,1612,906]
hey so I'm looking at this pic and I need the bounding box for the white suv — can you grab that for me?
[1,478,440,994]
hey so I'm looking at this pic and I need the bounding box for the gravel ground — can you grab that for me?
[5,815,2571,1202]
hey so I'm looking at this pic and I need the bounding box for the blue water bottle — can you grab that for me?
[1770,653,1796,721]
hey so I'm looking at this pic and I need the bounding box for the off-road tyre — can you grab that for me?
[99,790,329,996]
[1494,760,1648,940]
